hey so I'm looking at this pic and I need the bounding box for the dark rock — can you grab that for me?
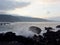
[29,26,42,34]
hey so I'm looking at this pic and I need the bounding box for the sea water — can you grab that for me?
[0,22,60,37]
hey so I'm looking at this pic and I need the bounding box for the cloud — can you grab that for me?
[0,0,30,11]
[39,0,60,4]
[42,0,59,2]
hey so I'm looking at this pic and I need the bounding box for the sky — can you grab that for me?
[0,0,60,18]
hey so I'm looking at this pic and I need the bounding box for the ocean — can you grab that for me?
[0,22,60,37]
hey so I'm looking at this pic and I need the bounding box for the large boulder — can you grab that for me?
[29,26,42,34]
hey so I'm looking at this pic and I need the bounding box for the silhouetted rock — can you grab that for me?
[0,26,60,45]
[29,26,42,34]
[45,27,54,32]
[56,25,60,28]
[3,32,16,41]
[56,25,60,31]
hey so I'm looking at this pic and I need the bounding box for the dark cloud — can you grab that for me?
[0,0,30,11]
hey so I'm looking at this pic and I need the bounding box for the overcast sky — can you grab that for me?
[0,0,60,18]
